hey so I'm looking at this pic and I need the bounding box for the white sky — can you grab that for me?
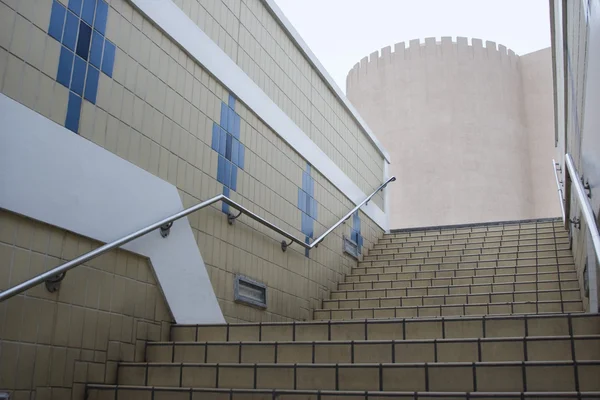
[273,0,551,92]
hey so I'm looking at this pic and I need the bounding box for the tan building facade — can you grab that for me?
[347,38,560,228]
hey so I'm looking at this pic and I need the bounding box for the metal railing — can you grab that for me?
[552,159,566,224]
[0,176,395,302]
[564,153,599,313]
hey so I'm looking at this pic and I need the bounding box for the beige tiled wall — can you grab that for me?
[169,0,385,209]
[0,209,173,400]
[0,0,385,326]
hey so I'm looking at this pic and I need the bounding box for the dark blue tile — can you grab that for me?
[81,0,96,25]
[351,230,357,243]
[233,113,240,139]
[56,46,74,87]
[89,30,103,68]
[312,198,318,220]
[101,40,115,77]
[307,163,311,173]
[307,176,314,196]
[218,128,226,156]
[70,56,86,95]
[94,0,108,35]
[227,107,235,133]
[231,138,239,166]
[305,192,311,216]
[230,165,238,191]
[238,145,245,169]
[68,0,82,16]
[84,64,99,103]
[48,1,66,41]
[222,186,230,214]
[225,133,232,161]
[211,123,220,151]
[301,212,308,236]
[228,93,235,108]
[62,11,79,50]
[307,218,314,238]
[219,102,227,129]
[217,155,225,184]
[65,91,82,133]
[223,160,231,187]
[304,236,310,258]
[76,21,92,60]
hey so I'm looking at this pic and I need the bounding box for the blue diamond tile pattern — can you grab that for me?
[211,94,245,214]
[47,0,114,134]
[351,211,363,254]
[298,163,317,257]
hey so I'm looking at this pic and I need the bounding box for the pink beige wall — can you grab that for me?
[347,38,560,228]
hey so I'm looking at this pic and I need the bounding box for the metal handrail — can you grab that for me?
[565,153,599,312]
[552,159,566,224]
[0,176,396,302]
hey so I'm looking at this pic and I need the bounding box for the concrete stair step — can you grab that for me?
[383,222,564,239]
[85,385,600,400]
[322,289,581,310]
[354,261,575,276]
[366,249,572,260]
[339,271,578,290]
[380,232,568,245]
[359,256,574,269]
[171,314,600,343]
[371,240,570,252]
[313,300,583,320]
[334,279,579,298]
[115,360,600,392]
[145,335,600,364]
[345,265,576,283]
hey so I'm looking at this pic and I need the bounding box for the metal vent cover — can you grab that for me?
[343,235,359,259]
[234,275,267,309]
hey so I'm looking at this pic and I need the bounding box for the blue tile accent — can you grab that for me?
[220,103,228,129]
[231,138,239,166]
[81,0,96,25]
[297,163,317,256]
[94,0,108,35]
[89,30,103,68]
[84,64,99,103]
[63,11,79,50]
[101,40,115,77]
[68,0,83,16]
[46,0,114,135]
[65,92,82,133]
[210,92,246,214]
[70,55,86,95]
[57,46,74,87]
[218,128,226,156]
[233,114,240,139]
[76,21,92,60]
[49,1,66,41]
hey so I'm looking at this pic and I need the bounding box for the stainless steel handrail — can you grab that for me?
[552,159,566,224]
[565,153,599,312]
[0,176,396,302]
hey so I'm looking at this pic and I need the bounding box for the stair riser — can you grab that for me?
[117,361,600,392]
[380,235,568,247]
[383,227,566,239]
[346,265,576,283]
[339,272,578,290]
[361,255,575,266]
[171,315,600,342]
[354,261,575,275]
[366,250,572,261]
[146,337,600,364]
[372,241,570,251]
[323,290,581,310]
[333,280,579,299]
[314,301,583,320]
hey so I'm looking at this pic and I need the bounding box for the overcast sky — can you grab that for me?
[273,0,551,93]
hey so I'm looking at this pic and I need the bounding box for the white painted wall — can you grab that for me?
[0,94,225,324]
[128,0,390,231]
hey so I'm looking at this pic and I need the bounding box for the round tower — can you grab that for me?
[347,37,556,228]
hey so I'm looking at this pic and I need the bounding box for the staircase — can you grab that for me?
[87,218,600,399]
